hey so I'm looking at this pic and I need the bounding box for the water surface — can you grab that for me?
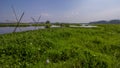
[0,26,45,34]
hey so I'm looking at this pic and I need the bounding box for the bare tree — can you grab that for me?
[11,6,24,33]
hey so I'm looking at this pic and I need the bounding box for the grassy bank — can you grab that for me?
[0,24,120,68]
[0,23,30,27]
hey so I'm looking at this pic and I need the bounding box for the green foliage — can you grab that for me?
[45,20,51,28]
[0,24,120,68]
[45,20,50,24]
[60,23,70,27]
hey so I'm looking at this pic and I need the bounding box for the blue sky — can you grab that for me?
[0,0,120,23]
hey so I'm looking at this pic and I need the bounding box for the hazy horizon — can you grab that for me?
[1,0,120,23]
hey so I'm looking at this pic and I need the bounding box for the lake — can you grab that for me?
[0,25,97,34]
[0,25,61,34]
[0,26,45,34]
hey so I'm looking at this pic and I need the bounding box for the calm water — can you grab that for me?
[0,25,96,34]
[0,25,61,34]
[0,26,45,34]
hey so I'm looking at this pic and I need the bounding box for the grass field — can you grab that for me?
[0,24,120,68]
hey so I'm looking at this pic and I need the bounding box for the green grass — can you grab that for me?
[0,24,120,68]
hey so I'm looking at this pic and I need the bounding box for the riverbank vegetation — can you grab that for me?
[0,22,80,27]
[0,23,48,27]
[0,23,30,27]
[0,24,120,68]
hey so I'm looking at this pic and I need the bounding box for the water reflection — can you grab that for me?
[0,26,45,34]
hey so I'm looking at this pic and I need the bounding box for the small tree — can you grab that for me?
[46,20,50,24]
[45,20,51,28]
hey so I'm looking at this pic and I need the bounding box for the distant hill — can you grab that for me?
[89,20,120,24]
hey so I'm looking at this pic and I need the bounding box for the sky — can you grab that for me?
[0,0,120,23]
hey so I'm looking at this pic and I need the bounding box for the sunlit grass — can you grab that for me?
[0,24,120,68]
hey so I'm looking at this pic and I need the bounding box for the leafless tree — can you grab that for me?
[11,6,24,33]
